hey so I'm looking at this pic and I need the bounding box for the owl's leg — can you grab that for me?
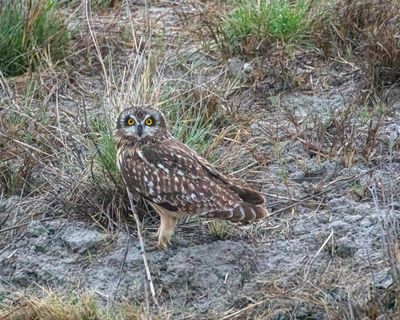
[157,214,178,250]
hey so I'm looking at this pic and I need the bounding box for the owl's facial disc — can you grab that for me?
[121,113,158,140]
[116,106,168,143]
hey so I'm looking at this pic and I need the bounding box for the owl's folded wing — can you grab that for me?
[120,140,267,220]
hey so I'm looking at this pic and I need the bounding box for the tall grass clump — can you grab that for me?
[58,0,120,9]
[0,0,71,77]
[91,115,120,183]
[84,108,131,229]
[217,0,312,56]
[0,291,146,320]
[160,84,223,156]
[316,0,400,88]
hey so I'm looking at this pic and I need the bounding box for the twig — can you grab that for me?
[126,189,160,308]
[303,229,333,281]
[113,223,130,300]
[219,298,269,320]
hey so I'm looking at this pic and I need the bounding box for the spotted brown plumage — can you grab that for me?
[115,106,268,249]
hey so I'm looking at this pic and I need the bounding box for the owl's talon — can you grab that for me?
[147,241,169,251]
[147,244,161,252]
[146,234,171,251]
[158,242,169,251]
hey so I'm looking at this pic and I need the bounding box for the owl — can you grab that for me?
[114,106,268,250]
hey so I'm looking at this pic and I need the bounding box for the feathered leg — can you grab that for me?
[149,203,178,250]
[157,213,178,250]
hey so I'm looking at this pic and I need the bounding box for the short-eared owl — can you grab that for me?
[115,106,268,249]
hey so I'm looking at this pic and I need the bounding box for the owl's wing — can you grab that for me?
[161,140,265,205]
[181,145,265,205]
[120,139,266,221]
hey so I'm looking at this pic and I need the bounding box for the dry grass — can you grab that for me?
[0,290,165,320]
[206,220,234,240]
[315,0,400,89]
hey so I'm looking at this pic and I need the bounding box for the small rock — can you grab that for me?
[374,268,393,289]
[290,170,305,181]
[329,220,350,235]
[61,227,105,253]
[343,214,363,224]
[335,236,357,258]
[359,218,372,228]
[0,196,20,213]
[242,62,253,73]
[327,196,351,209]
[27,221,48,237]
[227,58,243,76]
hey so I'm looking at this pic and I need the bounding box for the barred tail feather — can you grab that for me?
[208,204,268,222]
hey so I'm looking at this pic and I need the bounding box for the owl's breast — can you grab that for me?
[116,143,138,172]
[118,145,161,198]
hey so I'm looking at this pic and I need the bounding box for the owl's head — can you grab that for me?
[115,106,170,144]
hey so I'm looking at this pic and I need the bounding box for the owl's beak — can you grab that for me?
[137,124,143,137]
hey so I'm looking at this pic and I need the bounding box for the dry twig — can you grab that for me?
[126,189,160,309]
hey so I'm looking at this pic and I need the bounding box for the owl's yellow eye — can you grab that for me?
[127,118,135,126]
[145,118,153,126]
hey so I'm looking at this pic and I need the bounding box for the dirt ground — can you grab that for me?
[1,1,400,319]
